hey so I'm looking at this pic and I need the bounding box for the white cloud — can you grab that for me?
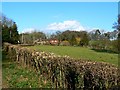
[46,20,85,31]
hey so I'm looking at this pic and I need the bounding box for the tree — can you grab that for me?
[79,32,89,46]
[109,30,118,40]
[117,15,120,53]
[56,31,62,45]
[19,31,46,44]
[69,35,77,46]
[95,29,101,40]
[104,32,110,40]
[2,24,10,43]
[10,22,19,44]
[112,15,120,53]
[113,15,120,39]
[55,30,90,46]
[2,14,19,44]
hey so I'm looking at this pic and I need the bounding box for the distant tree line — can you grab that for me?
[48,15,119,53]
[49,29,118,53]
[19,31,46,44]
[1,13,119,53]
[50,30,90,46]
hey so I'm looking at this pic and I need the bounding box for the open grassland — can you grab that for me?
[28,45,118,66]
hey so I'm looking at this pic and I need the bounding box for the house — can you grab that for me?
[49,39,59,45]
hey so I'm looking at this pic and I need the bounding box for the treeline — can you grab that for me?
[50,29,119,53]
[1,14,120,53]
[50,30,89,46]
[19,31,46,44]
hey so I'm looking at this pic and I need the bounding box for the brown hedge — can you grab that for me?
[3,43,120,89]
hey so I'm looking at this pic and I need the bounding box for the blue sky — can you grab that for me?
[2,2,118,34]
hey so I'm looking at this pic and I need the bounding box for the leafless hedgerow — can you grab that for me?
[3,43,120,89]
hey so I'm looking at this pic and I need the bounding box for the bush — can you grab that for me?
[111,40,119,53]
[60,40,70,46]
[89,40,119,54]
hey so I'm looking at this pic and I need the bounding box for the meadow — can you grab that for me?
[28,45,118,66]
[2,51,53,88]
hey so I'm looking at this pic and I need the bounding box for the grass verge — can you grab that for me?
[2,51,53,88]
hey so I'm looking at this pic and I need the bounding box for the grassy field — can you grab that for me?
[2,52,53,88]
[28,45,118,66]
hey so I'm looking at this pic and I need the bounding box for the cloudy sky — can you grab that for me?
[2,2,118,34]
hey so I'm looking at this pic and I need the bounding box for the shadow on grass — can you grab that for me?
[2,51,7,61]
[91,48,118,54]
[2,51,15,70]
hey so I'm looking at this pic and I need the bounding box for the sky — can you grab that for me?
[1,2,118,34]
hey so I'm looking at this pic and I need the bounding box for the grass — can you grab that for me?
[28,45,118,66]
[2,51,53,88]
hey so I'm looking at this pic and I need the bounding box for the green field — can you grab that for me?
[2,51,53,88]
[28,45,118,66]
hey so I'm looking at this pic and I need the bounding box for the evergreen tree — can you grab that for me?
[2,24,10,43]
[1,14,19,44]
[10,22,19,44]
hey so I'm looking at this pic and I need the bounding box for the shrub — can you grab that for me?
[60,40,70,46]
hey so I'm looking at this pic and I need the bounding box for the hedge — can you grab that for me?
[3,43,120,89]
